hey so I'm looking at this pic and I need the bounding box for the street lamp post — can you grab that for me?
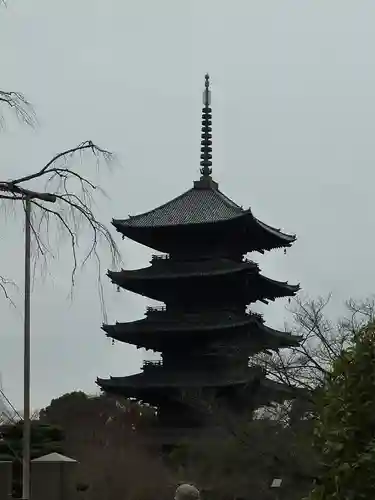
[22,196,31,500]
[21,191,56,500]
[270,478,282,500]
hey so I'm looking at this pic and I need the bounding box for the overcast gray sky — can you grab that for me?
[1,0,375,410]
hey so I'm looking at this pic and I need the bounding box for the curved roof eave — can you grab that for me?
[96,374,261,390]
[111,210,246,233]
[103,318,301,338]
[107,261,258,281]
[253,216,296,243]
[260,378,309,398]
[259,275,301,294]
[262,326,302,346]
[103,317,259,335]
[113,210,296,244]
[107,268,300,299]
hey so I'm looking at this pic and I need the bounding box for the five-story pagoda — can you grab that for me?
[97,75,301,443]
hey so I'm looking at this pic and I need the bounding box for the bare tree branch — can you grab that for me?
[0,90,36,128]
[0,276,17,308]
[0,141,121,317]
[254,294,375,395]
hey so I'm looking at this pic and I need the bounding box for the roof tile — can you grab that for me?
[116,185,244,228]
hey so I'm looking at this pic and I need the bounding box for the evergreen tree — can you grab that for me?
[308,322,375,499]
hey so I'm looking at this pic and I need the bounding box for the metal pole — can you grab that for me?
[22,197,31,500]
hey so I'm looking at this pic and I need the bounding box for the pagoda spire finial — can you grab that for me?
[200,73,213,178]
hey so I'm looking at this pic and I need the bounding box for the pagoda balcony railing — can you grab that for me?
[146,305,166,315]
[151,254,170,262]
[143,360,163,371]
[145,306,263,321]
[246,310,263,322]
[242,256,258,267]
[142,361,265,382]
[150,255,259,265]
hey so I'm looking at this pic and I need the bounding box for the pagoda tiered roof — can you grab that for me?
[110,257,259,279]
[107,259,299,304]
[96,367,302,406]
[103,311,301,352]
[112,182,296,254]
[113,184,296,235]
[97,365,264,394]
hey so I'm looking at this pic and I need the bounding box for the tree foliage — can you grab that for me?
[306,321,375,500]
[0,421,64,461]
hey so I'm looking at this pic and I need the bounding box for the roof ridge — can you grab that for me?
[214,187,244,211]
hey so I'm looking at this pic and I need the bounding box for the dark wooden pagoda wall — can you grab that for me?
[147,223,249,260]
[139,243,264,436]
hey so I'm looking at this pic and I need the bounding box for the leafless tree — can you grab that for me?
[253,294,375,392]
[0,3,121,315]
[0,141,121,315]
